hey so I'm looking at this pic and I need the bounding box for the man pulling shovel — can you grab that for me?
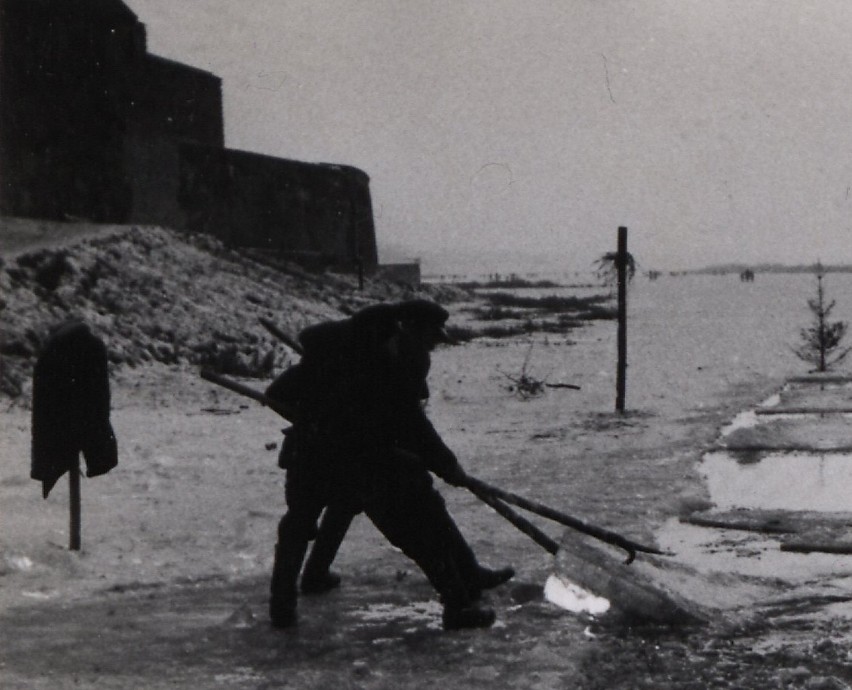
[261,300,514,630]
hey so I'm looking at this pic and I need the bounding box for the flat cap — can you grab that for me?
[395,299,454,343]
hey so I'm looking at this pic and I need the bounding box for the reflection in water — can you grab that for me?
[701,451,852,512]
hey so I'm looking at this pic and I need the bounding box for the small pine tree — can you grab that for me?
[793,263,851,372]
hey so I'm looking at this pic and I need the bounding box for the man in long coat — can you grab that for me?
[266,300,513,630]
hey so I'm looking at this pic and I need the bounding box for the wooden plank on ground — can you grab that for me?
[723,416,852,452]
[682,509,800,534]
[786,375,852,385]
[781,541,852,555]
[681,509,852,536]
[757,407,852,415]
[781,522,852,555]
[756,383,852,415]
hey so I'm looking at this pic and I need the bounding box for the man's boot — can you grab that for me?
[442,516,514,599]
[365,502,495,631]
[442,604,497,631]
[300,507,353,595]
[269,539,308,628]
[417,551,495,631]
[435,559,496,631]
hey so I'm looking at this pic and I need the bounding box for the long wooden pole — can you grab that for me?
[467,484,560,555]
[258,318,304,355]
[199,369,665,562]
[199,368,297,420]
[198,370,562,555]
[462,475,667,563]
[616,226,628,413]
[69,456,81,551]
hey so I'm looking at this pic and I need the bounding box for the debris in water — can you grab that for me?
[223,604,256,628]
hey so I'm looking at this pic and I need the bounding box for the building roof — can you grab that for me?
[144,54,222,82]
[10,0,141,23]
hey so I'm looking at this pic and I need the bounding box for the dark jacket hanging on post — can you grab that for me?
[31,321,118,498]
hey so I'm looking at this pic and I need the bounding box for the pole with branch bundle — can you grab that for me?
[594,229,634,412]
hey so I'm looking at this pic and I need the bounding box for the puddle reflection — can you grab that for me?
[702,451,852,512]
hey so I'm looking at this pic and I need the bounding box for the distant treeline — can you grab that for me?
[448,291,615,341]
[451,277,600,289]
[482,291,611,314]
[686,263,852,275]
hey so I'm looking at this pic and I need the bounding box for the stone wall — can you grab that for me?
[0,0,378,274]
[179,144,378,272]
[0,0,140,221]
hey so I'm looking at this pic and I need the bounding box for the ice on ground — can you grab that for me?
[760,393,782,408]
[355,600,443,629]
[720,410,759,435]
[6,554,34,571]
[544,574,610,615]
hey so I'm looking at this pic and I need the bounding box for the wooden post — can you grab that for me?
[616,226,628,413]
[69,455,81,551]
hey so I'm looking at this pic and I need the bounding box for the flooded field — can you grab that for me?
[5,261,852,688]
[702,448,852,512]
[513,272,852,630]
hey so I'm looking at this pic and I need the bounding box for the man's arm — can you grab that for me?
[391,399,467,485]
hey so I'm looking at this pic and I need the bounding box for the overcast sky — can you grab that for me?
[126,0,852,274]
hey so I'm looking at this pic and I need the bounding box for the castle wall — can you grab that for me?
[0,0,139,221]
[178,145,378,272]
[124,55,223,226]
[0,0,379,274]
[123,134,182,228]
[130,56,224,148]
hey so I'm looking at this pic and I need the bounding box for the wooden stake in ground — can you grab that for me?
[69,456,81,551]
[616,226,628,413]
[31,320,118,551]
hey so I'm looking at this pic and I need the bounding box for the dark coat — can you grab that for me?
[31,321,118,498]
[265,303,458,481]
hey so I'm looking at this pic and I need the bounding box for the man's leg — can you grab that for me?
[364,469,496,630]
[441,513,515,599]
[269,495,324,628]
[300,505,355,594]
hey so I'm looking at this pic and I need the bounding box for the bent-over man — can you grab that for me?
[266,300,513,630]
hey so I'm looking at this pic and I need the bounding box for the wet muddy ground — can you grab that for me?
[5,266,852,687]
[4,351,852,688]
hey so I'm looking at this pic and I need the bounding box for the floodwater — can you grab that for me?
[702,448,852,512]
[544,272,852,619]
[663,378,852,617]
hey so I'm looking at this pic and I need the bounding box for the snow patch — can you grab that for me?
[544,574,610,615]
